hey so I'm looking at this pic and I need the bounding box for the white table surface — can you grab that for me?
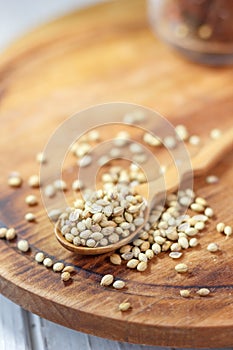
[0,1,232,349]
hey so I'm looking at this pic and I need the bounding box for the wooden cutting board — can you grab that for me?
[0,0,233,347]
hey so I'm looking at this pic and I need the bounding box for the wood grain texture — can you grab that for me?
[0,0,233,348]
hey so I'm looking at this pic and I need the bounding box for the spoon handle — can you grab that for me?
[143,126,233,204]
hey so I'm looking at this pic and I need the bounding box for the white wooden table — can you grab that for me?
[0,1,232,349]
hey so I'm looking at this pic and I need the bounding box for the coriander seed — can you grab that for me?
[175,263,188,273]
[6,228,16,240]
[17,239,29,252]
[100,274,114,286]
[113,280,125,289]
[61,271,71,281]
[35,252,45,263]
[180,290,190,298]
[197,288,210,296]
[119,302,131,312]
[25,195,38,206]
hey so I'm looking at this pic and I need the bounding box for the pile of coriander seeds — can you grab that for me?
[58,185,146,248]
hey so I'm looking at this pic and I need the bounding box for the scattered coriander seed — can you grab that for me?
[17,239,29,252]
[113,280,126,289]
[54,179,67,191]
[53,262,65,272]
[175,263,188,273]
[78,155,92,167]
[25,195,38,206]
[25,212,36,222]
[28,175,40,188]
[119,302,131,312]
[43,257,53,268]
[100,274,114,286]
[197,288,210,296]
[194,221,205,231]
[216,222,225,233]
[180,290,191,298]
[61,271,71,281]
[163,136,177,149]
[72,179,84,191]
[210,128,221,140]
[143,132,161,146]
[195,197,207,206]
[137,261,147,272]
[206,175,219,184]
[75,143,91,158]
[189,238,198,247]
[224,226,232,237]
[6,228,16,240]
[35,252,45,263]
[204,207,214,218]
[48,209,62,222]
[44,184,56,198]
[175,125,189,141]
[169,252,183,259]
[8,175,22,188]
[207,242,219,252]
[36,152,46,164]
[88,129,100,141]
[190,203,204,213]
[127,259,139,269]
[189,135,200,146]
[62,266,75,273]
[0,228,7,238]
[110,254,122,265]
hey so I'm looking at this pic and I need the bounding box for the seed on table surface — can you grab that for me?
[48,209,62,222]
[145,249,154,260]
[195,197,207,206]
[197,288,210,296]
[0,228,7,238]
[140,241,150,252]
[43,258,53,267]
[175,125,189,141]
[170,242,181,252]
[35,252,45,263]
[207,243,219,252]
[53,262,65,272]
[54,179,67,191]
[78,155,92,167]
[178,237,189,249]
[8,175,22,187]
[189,238,198,247]
[119,302,131,312]
[224,226,232,237]
[190,203,204,213]
[44,184,56,198]
[206,175,219,184]
[180,290,191,298]
[72,179,84,191]
[88,129,100,141]
[62,266,75,273]
[189,135,200,146]
[137,261,147,272]
[143,132,161,146]
[175,263,188,273]
[17,239,29,252]
[113,280,125,289]
[127,259,139,269]
[210,128,221,139]
[204,207,214,218]
[138,253,148,263]
[164,136,177,149]
[6,228,16,240]
[61,271,71,282]
[25,195,38,206]
[169,252,183,259]
[121,252,134,261]
[185,228,198,237]
[28,175,40,188]
[25,212,36,222]
[151,243,161,254]
[110,254,122,265]
[194,221,205,231]
[192,214,208,222]
[36,152,46,164]
[100,274,114,286]
[216,222,225,233]
[119,245,132,254]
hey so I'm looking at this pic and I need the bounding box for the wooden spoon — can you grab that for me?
[55,126,233,255]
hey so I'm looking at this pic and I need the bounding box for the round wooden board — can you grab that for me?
[0,0,233,347]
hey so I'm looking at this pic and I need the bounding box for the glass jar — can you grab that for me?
[148,0,233,65]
